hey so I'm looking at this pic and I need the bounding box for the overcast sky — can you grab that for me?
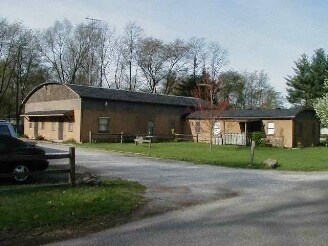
[1,0,327,100]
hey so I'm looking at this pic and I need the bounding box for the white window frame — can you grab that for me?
[267,122,275,135]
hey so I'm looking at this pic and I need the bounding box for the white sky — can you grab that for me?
[1,0,328,101]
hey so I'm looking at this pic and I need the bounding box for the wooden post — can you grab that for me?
[250,140,255,166]
[196,134,199,143]
[244,122,247,146]
[149,139,152,148]
[69,147,76,186]
[120,131,123,144]
[223,121,226,145]
[89,131,92,143]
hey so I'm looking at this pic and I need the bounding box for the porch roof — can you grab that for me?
[21,110,73,117]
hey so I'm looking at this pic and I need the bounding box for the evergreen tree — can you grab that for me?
[286,48,328,107]
[174,74,202,97]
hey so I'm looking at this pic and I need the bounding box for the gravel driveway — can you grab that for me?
[41,143,328,246]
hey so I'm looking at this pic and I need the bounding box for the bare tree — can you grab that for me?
[161,39,189,94]
[37,19,72,83]
[76,19,115,87]
[111,38,125,89]
[242,70,283,109]
[38,19,114,86]
[187,37,206,81]
[205,42,228,80]
[120,22,143,90]
[136,37,189,93]
[0,18,47,126]
[136,37,167,93]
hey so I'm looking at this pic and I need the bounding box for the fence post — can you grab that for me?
[89,131,92,143]
[69,147,76,186]
[149,139,152,148]
[250,140,255,166]
[196,134,199,143]
[120,131,123,144]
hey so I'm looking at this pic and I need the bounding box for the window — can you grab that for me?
[195,121,201,133]
[98,117,110,133]
[267,122,275,135]
[147,121,154,135]
[68,122,73,132]
[52,122,56,131]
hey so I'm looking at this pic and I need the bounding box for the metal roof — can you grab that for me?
[187,108,311,120]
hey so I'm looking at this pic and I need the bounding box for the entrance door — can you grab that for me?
[58,120,64,140]
[34,122,39,138]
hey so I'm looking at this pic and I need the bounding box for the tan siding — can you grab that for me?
[23,84,82,142]
[24,99,80,112]
[28,84,79,102]
[262,119,293,147]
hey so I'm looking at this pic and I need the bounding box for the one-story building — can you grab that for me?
[21,83,320,148]
[187,108,320,148]
[21,82,198,142]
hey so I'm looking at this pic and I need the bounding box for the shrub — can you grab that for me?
[251,131,266,147]
[63,138,77,144]
[35,135,45,140]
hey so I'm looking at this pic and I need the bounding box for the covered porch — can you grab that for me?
[21,110,75,140]
[213,118,262,146]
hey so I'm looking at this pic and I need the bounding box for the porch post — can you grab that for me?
[244,122,247,146]
[223,121,226,145]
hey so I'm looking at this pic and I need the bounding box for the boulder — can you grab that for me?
[76,173,101,186]
[263,159,279,169]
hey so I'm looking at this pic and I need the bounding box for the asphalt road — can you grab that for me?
[41,143,328,246]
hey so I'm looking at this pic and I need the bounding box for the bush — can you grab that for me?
[35,135,45,140]
[63,138,77,144]
[251,131,266,147]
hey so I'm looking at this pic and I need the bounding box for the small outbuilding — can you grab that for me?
[21,82,198,143]
[187,108,320,148]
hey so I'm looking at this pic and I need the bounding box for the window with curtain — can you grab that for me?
[267,122,275,135]
[98,117,110,133]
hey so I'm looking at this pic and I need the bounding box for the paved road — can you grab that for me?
[42,143,328,246]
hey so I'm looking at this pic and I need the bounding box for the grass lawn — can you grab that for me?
[0,179,145,244]
[83,142,328,171]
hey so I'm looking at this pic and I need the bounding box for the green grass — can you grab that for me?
[0,179,145,231]
[83,142,328,171]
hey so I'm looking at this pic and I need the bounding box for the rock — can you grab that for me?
[263,159,279,169]
[76,173,101,186]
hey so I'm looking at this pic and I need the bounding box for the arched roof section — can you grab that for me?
[22,82,80,104]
